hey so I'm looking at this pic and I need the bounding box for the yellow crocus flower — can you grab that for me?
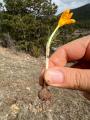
[46,9,76,69]
[58,9,76,27]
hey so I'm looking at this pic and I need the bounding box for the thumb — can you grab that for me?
[44,67,90,92]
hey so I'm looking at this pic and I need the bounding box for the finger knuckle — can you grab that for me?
[73,70,81,90]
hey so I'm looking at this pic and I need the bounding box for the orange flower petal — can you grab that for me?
[58,9,76,27]
[69,12,73,18]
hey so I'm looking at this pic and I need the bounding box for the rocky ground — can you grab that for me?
[0,47,90,120]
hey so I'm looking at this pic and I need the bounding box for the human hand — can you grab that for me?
[40,35,90,98]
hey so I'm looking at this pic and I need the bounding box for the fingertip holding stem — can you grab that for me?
[44,69,64,86]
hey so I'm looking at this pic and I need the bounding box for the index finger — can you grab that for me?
[49,35,90,67]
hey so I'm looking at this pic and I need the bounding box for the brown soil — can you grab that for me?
[0,47,90,120]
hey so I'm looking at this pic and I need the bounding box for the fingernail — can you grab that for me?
[45,69,64,85]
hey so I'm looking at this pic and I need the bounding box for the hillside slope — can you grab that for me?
[0,47,90,120]
[72,4,90,21]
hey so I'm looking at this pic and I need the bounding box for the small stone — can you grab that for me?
[10,104,20,115]
[26,87,31,91]
[28,103,32,111]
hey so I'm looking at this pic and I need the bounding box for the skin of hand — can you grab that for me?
[39,35,90,100]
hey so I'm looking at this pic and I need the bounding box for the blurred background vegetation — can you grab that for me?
[0,0,90,57]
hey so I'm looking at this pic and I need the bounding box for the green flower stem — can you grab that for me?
[46,25,59,69]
